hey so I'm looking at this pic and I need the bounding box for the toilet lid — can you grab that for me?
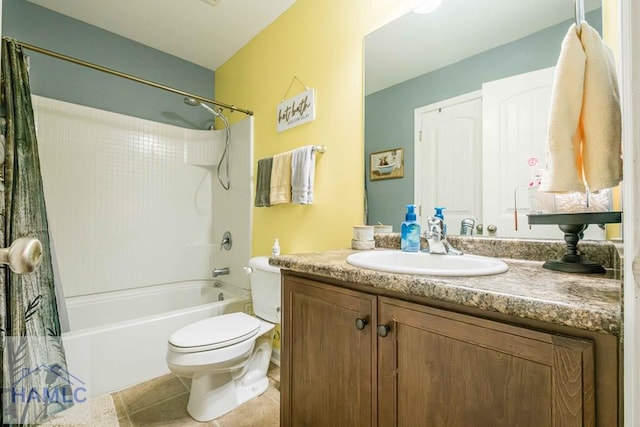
[169,312,261,353]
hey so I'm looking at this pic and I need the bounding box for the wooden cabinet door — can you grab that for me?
[281,275,377,427]
[378,297,595,427]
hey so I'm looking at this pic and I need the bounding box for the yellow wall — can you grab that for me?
[602,0,622,240]
[215,0,418,256]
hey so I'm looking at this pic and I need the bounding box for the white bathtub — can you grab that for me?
[62,280,250,398]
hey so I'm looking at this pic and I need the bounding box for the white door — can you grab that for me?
[621,1,640,423]
[415,92,482,235]
[482,66,604,239]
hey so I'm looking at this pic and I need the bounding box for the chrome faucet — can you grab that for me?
[212,267,230,277]
[424,216,462,255]
[460,218,475,236]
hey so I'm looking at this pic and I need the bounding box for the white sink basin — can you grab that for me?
[346,250,509,277]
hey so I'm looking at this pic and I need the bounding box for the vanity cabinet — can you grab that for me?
[280,274,377,426]
[281,272,615,427]
[378,297,594,427]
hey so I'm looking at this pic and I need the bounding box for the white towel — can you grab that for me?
[540,23,623,193]
[539,24,586,193]
[291,146,316,204]
[580,22,622,191]
[270,151,292,205]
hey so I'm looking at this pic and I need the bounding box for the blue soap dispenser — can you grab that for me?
[434,207,446,235]
[401,204,421,252]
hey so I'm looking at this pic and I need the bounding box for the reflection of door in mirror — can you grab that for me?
[482,67,604,240]
[483,67,554,238]
[415,67,605,240]
[415,93,482,236]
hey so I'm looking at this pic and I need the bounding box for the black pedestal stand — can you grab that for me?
[527,212,622,274]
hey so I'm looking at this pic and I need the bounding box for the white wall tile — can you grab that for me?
[211,117,254,291]
[32,96,252,297]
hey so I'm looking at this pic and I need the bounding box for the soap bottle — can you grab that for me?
[434,207,446,235]
[401,204,421,252]
[271,238,280,257]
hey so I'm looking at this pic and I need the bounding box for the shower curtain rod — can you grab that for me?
[2,37,253,116]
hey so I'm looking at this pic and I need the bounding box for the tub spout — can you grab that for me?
[212,267,230,277]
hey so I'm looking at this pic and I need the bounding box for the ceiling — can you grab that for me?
[365,0,601,95]
[25,0,601,92]
[26,0,298,71]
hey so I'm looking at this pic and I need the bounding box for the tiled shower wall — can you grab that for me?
[32,95,253,298]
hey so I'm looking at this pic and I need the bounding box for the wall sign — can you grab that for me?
[277,88,316,132]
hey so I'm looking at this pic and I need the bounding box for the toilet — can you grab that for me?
[166,256,281,422]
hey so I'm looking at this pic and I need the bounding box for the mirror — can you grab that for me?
[364,0,602,235]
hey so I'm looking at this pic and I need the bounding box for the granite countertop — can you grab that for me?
[270,237,622,336]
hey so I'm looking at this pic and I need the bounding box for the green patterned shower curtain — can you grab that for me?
[0,39,73,425]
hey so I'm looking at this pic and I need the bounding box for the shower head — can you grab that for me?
[183,97,222,118]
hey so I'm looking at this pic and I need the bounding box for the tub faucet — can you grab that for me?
[212,267,230,277]
[424,216,462,255]
[220,231,232,251]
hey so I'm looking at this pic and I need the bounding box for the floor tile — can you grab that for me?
[118,373,188,415]
[128,394,209,427]
[215,390,279,427]
[94,362,281,426]
[178,375,192,390]
[40,394,119,426]
[111,392,127,419]
[117,416,134,426]
[263,384,280,404]
[267,364,280,382]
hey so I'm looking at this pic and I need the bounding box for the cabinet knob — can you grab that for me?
[377,324,390,337]
[355,317,368,330]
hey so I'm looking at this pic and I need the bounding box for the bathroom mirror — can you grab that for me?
[364,0,603,236]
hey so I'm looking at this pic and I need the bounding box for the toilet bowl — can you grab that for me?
[166,256,281,422]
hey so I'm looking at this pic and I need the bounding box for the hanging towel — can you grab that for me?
[539,24,587,193]
[291,146,316,204]
[255,157,273,207]
[579,22,622,192]
[270,151,292,205]
[540,23,623,193]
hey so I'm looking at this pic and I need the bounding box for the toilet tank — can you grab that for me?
[247,256,281,323]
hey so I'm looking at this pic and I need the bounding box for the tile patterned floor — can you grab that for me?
[39,393,120,427]
[113,364,280,426]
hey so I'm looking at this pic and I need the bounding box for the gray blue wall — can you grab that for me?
[3,0,216,129]
[365,10,602,230]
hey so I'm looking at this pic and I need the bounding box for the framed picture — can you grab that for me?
[370,148,404,181]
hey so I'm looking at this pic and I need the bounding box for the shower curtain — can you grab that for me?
[0,39,73,425]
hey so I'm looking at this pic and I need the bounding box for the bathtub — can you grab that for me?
[61,280,250,398]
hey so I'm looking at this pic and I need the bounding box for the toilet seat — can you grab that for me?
[169,312,260,353]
